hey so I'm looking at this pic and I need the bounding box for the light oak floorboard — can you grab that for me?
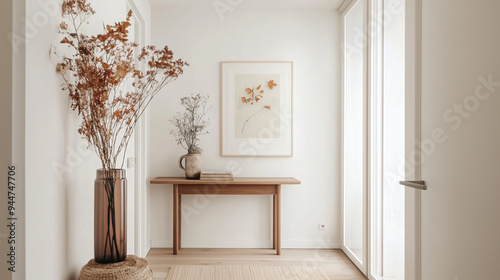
[146,248,367,280]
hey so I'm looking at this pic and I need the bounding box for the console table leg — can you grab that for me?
[273,194,277,250]
[173,184,179,255]
[179,194,182,249]
[276,184,281,255]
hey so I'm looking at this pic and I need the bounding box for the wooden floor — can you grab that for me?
[146,248,367,280]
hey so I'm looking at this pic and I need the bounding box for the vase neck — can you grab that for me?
[96,169,126,179]
[188,148,202,154]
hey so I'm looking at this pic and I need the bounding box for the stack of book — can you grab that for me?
[200,170,234,181]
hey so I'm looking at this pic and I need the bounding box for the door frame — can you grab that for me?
[127,0,149,258]
[339,0,369,274]
[367,0,383,278]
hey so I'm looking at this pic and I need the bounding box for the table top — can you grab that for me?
[150,177,301,185]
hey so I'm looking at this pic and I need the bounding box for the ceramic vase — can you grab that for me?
[178,149,202,179]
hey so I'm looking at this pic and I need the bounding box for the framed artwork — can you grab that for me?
[220,61,293,157]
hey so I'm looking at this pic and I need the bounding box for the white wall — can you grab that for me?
[149,6,341,249]
[419,0,500,279]
[15,0,150,279]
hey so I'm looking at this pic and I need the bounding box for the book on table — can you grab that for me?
[200,170,233,181]
[201,170,233,175]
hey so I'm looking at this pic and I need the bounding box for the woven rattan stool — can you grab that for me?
[79,255,153,280]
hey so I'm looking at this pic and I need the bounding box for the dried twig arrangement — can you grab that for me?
[170,94,211,152]
[55,0,188,170]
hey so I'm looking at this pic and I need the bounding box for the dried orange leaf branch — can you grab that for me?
[239,80,277,134]
[55,0,188,170]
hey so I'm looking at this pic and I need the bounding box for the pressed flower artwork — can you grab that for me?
[235,74,281,138]
[221,61,293,157]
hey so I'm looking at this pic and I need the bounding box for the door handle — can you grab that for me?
[399,180,427,190]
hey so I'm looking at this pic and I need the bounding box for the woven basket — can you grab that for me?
[79,255,153,280]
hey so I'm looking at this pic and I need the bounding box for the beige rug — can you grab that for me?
[154,265,329,280]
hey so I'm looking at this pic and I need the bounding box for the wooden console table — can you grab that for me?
[150,177,301,255]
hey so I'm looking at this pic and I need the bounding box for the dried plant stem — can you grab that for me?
[241,106,268,134]
[102,171,120,262]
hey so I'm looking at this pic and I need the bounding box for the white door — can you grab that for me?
[404,0,500,279]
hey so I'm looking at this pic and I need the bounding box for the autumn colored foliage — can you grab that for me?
[241,80,278,105]
[56,0,188,170]
[239,80,277,134]
[268,80,277,89]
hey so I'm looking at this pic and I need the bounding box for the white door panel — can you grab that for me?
[413,0,500,279]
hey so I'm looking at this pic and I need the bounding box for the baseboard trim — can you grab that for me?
[145,240,152,256]
[151,238,340,249]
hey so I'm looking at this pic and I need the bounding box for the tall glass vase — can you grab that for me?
[94,169,127,264]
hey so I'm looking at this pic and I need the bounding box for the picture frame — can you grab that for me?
[220,61,293,157]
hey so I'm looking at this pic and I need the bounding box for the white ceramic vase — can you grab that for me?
[178,148,202,179]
